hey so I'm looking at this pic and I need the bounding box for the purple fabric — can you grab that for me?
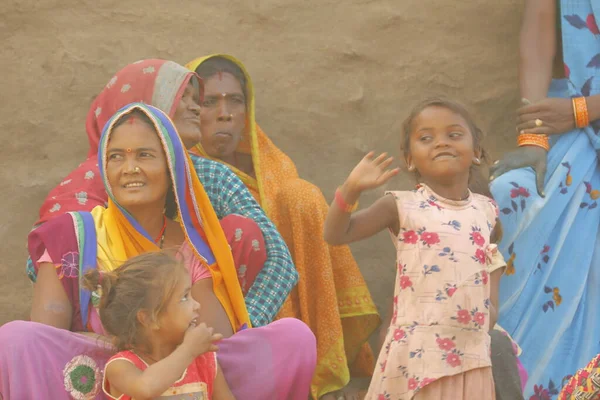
[0,321,113,400]
[0,318,316,400]
[217,318,317,400]
[517,357,528,392]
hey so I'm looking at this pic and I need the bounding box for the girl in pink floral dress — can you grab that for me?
[324,97,502,399]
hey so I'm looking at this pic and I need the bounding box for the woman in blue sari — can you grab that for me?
[490,1,600,397]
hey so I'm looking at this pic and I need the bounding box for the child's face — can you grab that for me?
[158,270,201,345]
[406,106,476,183]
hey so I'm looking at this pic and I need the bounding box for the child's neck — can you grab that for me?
[421,178,469,201]
[136,341,177,365]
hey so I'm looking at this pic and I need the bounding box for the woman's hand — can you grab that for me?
[517,98,576,136]
[344,152,399,194]
[490,146,548,197]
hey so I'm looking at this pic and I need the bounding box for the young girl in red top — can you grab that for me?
[83,251,235,400]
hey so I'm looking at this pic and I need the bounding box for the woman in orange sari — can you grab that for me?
[186,54,380,399]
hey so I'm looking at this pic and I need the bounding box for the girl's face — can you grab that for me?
[157,269,201,346]
[406,106,477,184]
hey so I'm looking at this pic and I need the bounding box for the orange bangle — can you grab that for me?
[334,187,359,213]
[517,133,550,151]
[573,97,590,128]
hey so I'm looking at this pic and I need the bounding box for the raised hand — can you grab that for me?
[182,322,223,357]
[345,152,400,194]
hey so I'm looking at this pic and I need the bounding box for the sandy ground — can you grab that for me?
[0,0,522,333]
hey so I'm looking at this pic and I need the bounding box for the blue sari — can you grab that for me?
[491,1,600,398]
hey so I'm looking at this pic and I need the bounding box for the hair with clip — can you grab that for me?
[82,250,187,352]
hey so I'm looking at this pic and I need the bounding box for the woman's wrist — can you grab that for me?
[517,133,550,151]
[585,94,600,125]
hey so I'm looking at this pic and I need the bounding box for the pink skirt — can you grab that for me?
[414,367,495,400]
[0,318,316,400]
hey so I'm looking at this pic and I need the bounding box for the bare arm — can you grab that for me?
[31,262,111,341]
[105,348,195,400]
[323,152,400,246]
[324,187,398,245]
[520,0,557,102]
[30,263,72,330]
[213,364,236,400]
[489,269,503,330]
[106,323,221,400]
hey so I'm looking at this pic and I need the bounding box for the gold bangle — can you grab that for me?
[517,133,550,151]
[573,97,590,128]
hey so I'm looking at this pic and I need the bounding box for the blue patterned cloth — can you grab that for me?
[491,1,600,398]
[190,154,297,327]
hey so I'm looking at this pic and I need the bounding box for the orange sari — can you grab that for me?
[186,54,380,398]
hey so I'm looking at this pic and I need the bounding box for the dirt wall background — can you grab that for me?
[0,0,522,324]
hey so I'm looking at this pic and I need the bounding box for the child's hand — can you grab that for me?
[345,152,400,193]
[182,322,223,357]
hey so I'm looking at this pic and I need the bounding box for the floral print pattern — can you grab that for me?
[491,2,600,397]
[366,185,497,399]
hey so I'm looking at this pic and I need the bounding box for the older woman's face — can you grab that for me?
[199,72,246,159]
[105,118,170,211]
[172,81,202,149]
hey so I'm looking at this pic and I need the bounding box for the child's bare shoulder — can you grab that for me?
[384,188,420,199]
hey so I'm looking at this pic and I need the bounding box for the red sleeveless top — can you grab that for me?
[103,350,217,399]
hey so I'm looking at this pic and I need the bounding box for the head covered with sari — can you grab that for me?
[186,54,379,399]
[30,102,249,332]
[86,60,202,158]
[37,59,202,224]
[185,54,299,217]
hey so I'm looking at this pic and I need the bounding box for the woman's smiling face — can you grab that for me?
[105,113,170,211]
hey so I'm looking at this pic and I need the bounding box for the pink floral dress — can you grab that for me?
[366,185,498,400]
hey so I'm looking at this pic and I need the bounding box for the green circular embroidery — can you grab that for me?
[69,364,96,394]
[63,355,101,399]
